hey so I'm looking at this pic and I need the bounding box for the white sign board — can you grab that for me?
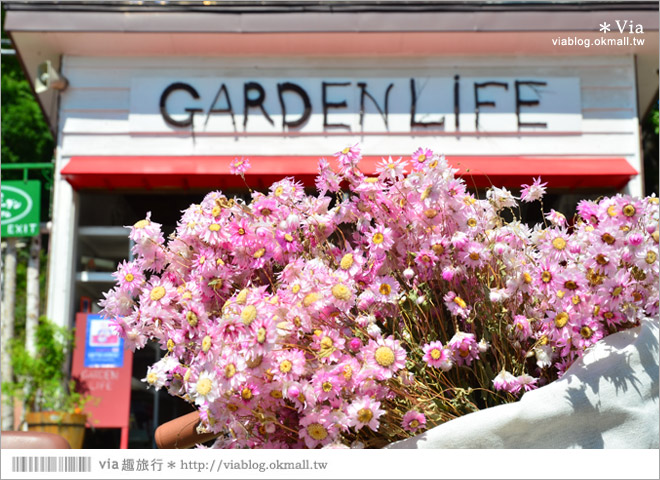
[129,76,581,135]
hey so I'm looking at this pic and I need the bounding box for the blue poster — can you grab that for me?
[84,314,124,368]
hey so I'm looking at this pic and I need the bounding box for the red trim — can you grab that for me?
[61,155,637,191]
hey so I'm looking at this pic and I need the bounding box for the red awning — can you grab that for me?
[61,155,638,191]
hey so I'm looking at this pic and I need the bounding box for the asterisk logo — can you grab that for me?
[600,22,611,33]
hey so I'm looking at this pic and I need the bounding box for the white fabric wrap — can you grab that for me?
[386,318,659,449]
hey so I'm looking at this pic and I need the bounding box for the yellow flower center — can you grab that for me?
[554,312,569,328]
[201,335,212,353]
[340,253,354,270]
[374,346,396,367]
[453,296,467,309]
[306,423,328,441]
[429,159,438,168]
[596,254,609,266]
[432,243,445,255]
[601,233,615,245]
[209,223,221,232]
[652,231,659,244]
[270,390,283,399]
[467,218,477,228]
[322,381,333,393]
[342,365,353,380]
[424,208,438,219]
[409,419,420,429]
[607,205,618,217]
[279,360,293,373]
[564,280,577,290]
[303,292,320,307]
[284,233,294,242]
[523,272,532,284]
[622,204,636,217]
[241,305,257,325]
[235,289,248,305]
[124,273,134,282]
[580,326,594,339]
[417,154,426,163]
[146,372,158,385]
[342,146,351,154]
[241,387,253,400]
[541,271,552,283]
[557,290,565,299]
[357,408,373,424]
[274,186,284,197]
[196,378,213,396]
[379,283,392,296]
[224,364,236,378]
[552,237,567,250]
[211,205,222,217]
[646,251,657,264]
[372,232,384,244]
[238,228,245,235]
[150,286,166,301]
[332,283,351,301]
[186,311,198,327]
[253,247,266,259]
[611,286,623,297]
[468,252,480,261]
[257,327,267,344]
[572,295,581,305]
[430,348,442,360]
[134,219,150,229]
[166,339,175,352]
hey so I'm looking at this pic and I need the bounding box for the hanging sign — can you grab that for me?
[1,180,41,237]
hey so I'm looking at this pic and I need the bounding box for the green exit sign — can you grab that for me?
[1,180,41,237]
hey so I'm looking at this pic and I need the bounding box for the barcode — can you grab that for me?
[11,456,91,473]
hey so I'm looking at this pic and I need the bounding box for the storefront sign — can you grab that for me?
[71,313,132,447]
[1,180,41,237]
[130,76,581,134]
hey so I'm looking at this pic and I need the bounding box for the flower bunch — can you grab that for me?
[101,145,659,448]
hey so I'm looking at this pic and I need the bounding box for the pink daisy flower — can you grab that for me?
[443,291,471,319]
[363,336,407,380]
[334,143,361,175]
[229,157,251,176]
[401,410,426,433]
[299,408,338,449]
[411,147,434,171]
[272,349,307,382]
[346,396,385,431]
[492,369,518,393]
[448,331,480,366]
[520,177,547,203]
[366,224,395,255]
[311,370,344,402]
[422,341,453,371]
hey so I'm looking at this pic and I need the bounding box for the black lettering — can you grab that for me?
[205,83,236,131]
[474,81,508,131]
[454,75,460,131]
[358,81,393,130]
[277,82,312,129]
[410,78,444,129]
[243,82,274,129]
[322,81,351,130]
[515,80,548,129]
[160,82,202,128]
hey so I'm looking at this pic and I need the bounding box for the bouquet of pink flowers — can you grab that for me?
[101,145,659,448]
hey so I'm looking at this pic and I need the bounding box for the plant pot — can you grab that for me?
[25,412,87,449]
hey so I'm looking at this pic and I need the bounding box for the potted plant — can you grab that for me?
[2,316,94,449]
